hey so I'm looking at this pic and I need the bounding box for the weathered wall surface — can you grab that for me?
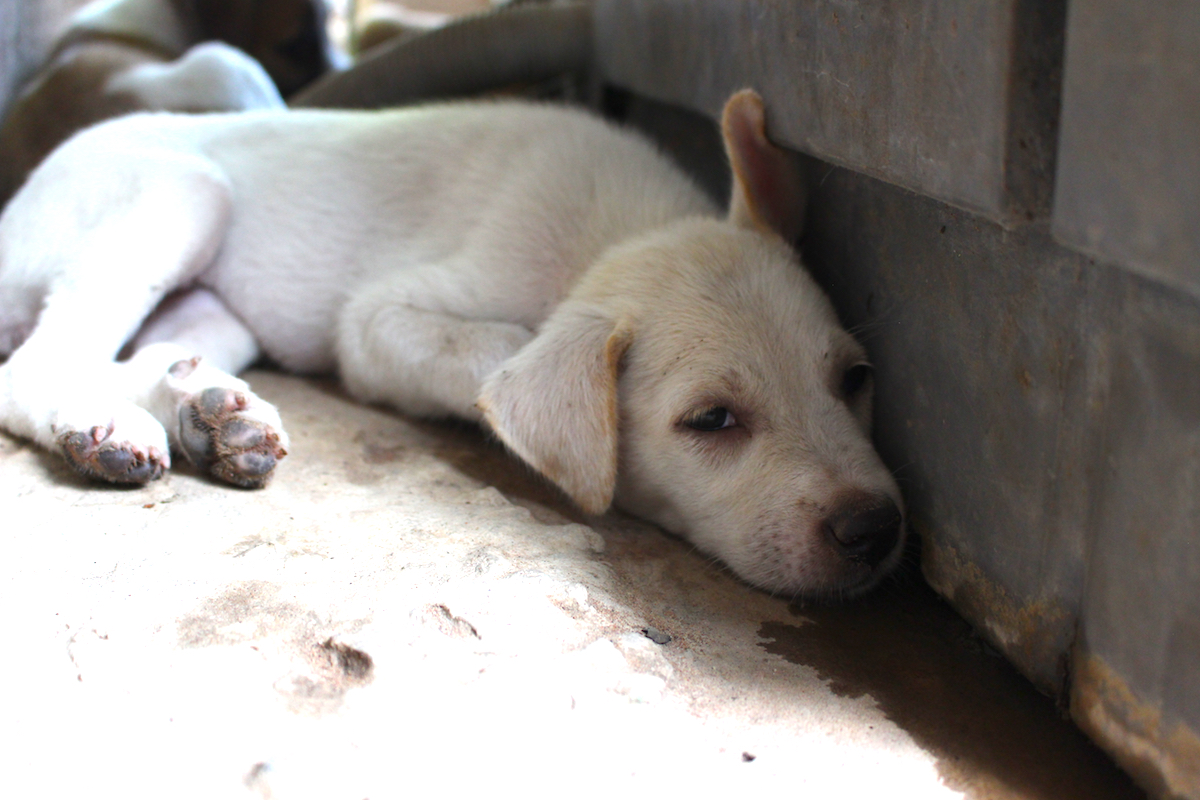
[595,2,1200,797]
[803,162,1200,800]
[596,0,1065,226]
[1052,0,1200,297]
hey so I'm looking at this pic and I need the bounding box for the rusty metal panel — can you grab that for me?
[1071,281,1200,799]
[799,164,1100,699]
[803,164,1200,800]
[806,167,1200,800]
[1052,0,1200,298]
[594,0,1064,225]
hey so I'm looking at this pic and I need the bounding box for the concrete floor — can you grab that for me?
[1,371,1146,799]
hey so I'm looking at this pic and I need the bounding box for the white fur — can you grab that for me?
[71,0,196,56]
[106,42,285,113]
[0,92,905,596]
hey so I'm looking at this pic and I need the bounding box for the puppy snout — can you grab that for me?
[824,496,902,568]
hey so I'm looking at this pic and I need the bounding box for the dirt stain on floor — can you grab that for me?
[759,577,1146,800]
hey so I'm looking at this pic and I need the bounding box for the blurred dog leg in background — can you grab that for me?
[351,0,491,55]
[0,0,339,207]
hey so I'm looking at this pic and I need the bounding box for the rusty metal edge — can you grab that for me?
[920,525,1074,699]
[1072,650,1200,800]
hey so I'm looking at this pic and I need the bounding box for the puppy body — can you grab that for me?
[0,95,905,597]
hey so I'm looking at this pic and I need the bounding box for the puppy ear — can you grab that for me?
[478,305,633,515]
[722,89,806,243]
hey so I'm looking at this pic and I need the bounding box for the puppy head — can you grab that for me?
[480,91,905,598]
[609,222,904,597]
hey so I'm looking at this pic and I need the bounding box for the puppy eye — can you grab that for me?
[841,364,873,398]
[685,406,737,431]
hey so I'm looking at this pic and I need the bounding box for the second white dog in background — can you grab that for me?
[0,90,905,598]
[0,0,336,207]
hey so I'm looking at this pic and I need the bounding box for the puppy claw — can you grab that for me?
[169,356,202,379]
[179,387,286,488]
[196,386,242,417]
[59,426,167,484]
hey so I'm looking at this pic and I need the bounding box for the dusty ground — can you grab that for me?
[1,371,1144,799]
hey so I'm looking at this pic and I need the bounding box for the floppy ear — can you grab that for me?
[722,89,806,243]
[477,304,632,516]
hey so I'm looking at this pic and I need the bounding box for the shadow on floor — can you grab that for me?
[309,375,1148,799]
[762,576,1146,800]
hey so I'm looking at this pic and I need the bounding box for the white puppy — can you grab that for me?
[0,91,904,597]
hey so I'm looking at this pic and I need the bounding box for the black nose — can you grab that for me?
[825,497,902,568]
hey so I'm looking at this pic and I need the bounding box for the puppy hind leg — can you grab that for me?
[132,287,260,375]
[0,154,234,483]
[0,148,234,364]
[0,280,40,359]
[128,290,287,488]
[0,359,174,483]
[49,393,172,484]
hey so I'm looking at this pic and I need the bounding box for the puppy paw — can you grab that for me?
[58,423,168,484]
[179,387,287,488]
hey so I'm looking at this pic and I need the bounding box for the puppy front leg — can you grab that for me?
[337,283,534,422]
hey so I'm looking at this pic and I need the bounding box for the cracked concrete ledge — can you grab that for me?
[1,371,1145,799]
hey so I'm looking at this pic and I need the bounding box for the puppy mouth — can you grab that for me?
[742,508,907,599]
[838,559,899,597]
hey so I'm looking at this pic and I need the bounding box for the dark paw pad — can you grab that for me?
[59,425,166,484]
[179,388,286,489]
